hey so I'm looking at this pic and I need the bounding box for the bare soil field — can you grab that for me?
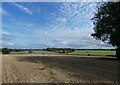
[2,54,120,83]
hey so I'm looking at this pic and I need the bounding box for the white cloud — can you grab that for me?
[58,2,98,27]
[100,42,105,44]
[56,17,67,24]
[5,42,14,46]
[2,31,14,45]
[61,41,68,45]
[2,31,11,36]
[0,7,2,14]
[0,7,9,15]
[53,38,62,42]
[31,18,113,49]
[1,40,14,46]
[2,2,113,49]
[12,2,32,15]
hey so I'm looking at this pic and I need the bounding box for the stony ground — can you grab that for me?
[2,54,120,83]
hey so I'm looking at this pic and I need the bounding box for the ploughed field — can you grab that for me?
[2,54,120,83]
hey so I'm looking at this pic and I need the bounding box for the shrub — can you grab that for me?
[2,48,11,54]
[59,50,65,53]
[28,49,33,53]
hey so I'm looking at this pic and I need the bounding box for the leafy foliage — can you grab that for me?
[2,48,11,54]
[91,2,120,47]
[45,48,75,53]
[28,49,33,53]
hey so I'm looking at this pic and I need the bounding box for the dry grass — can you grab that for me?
[2,54,119,83]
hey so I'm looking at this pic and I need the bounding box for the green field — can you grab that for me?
[68,50,116,56]
[10,50,116,57]
[11,51,28,54]
[32,50,60,54]
[11,50,60,54]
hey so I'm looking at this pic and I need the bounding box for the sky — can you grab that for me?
[1,1,114,49]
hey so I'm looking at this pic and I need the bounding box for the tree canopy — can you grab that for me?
[91,2,120,48]
[91,2,120,58]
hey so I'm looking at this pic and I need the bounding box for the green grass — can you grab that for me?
[68,50,116,56]
[32,50,60,54]
[10,50,116,57]
[11,51,28,54]
[10,50,60,55]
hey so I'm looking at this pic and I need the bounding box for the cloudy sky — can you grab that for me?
[1,1,114,49]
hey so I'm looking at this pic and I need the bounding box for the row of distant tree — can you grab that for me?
[45,48,75,53]
[0,48,34,54]
[0,47,115,54]
[0,48,76,54]
[1,48,11,54]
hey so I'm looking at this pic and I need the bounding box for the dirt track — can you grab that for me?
[2,54,120,83]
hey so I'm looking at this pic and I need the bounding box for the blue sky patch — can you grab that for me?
[1,2,113,49]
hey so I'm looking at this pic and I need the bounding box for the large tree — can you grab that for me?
[91,2,120,59]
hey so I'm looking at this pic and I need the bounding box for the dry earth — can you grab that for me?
[0,53,2,84]
[2,54,120,84]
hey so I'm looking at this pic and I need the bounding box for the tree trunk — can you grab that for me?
[116,47,120,59]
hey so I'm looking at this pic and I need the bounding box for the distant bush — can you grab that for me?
[59,50,65,53]
[2,48,11,54]
[14,49,20,52]
[45,48,75,53]
[28,49,33,53]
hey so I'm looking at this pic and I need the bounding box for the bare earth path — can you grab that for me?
[2,54,120,83]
